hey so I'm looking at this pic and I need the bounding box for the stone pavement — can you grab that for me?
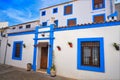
[0,64,76,80]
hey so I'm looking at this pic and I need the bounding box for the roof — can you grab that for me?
[40,0,77,10]
[9,20,40,27]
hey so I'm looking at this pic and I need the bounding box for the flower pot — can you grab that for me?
[115,45,119,50]
[50,69,56,77]
[57,46,61,51]
[68,42,73,48]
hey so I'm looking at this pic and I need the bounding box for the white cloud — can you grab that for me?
[2,8,36,23]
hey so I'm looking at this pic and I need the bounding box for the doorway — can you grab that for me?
[40,46,48,69]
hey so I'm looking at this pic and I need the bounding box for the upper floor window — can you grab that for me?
[12,41,23,60]
[93,0,105,10]
[93,14,105,23]
[67,18,76,26]
[77,38,105,72]
[42,22,47,26]
[64,4,73,15]
[41,11,46,16]
[26,24,31,28]
[54,20,58,28]
[53,8,58,13]
[19,26,23,29]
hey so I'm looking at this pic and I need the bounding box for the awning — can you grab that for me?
[37,42,48,47]
[108,11,118,18]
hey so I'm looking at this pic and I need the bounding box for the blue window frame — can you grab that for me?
[64,4,73,15]
[53,8,58,13]
[42,22,47,26]
[54,20,58,28]
[12,41,23,60]
[77,37,105,72]
[93,13,105,23]
[67,18,77,26]
[92,0,105,10]
[41,11,46,16]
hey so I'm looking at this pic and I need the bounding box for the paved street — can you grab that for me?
[0,64,76,80]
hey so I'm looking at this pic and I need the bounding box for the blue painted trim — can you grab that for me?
[92,0,105,10]
[53,8,58,14]
[67,18,77,26]
[8,31,35,36]
[93,13,106,22]
[54,21,120,32]
[12,41,23,60]
[77,37,105,72]
[42,22,47,26]
[47,24,54,74]
[34,37,54,40]
[32,27,39,71]
[41,11,46,16]
[64,4,73,15]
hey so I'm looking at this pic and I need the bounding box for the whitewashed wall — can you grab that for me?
[40,0,114,27]
[54,25,120,80]
[5,34,34,68]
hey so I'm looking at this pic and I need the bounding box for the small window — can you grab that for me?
[26,24,31,28]
[42,22,47,26]
[41,11,46,16]
[93,14,105,23]
[19,26,23,29]
[67,18,76,26]
[54,20,58,28]
[12,41,23,60]
[93,0,105,10]
[12,27,16,29]
[64,4,73,15]
[53,8,58,13]
[77,38,105,72]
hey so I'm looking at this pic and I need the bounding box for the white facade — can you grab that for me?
[40,0,115,27]
[1,21,119,80]
[0,22,8,28]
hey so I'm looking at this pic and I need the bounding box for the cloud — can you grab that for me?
[2,8,37,23]
[40,0,70,8]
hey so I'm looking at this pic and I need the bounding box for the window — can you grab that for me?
[42,22,47,26]
[53,8,58,13]
[19,26,23,29]
[67,18,76,26]
[64,4,73,15]
[54,20,58,28]
[77,38,105,72]
[26,24,31,28]
[93,14,105,23]
[93,0,105,10]
[12,27,16,29]
[41,11,46,16]
[12,41,23,60]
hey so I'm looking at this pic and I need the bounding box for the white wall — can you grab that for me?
[40,0,113,27]
[54,25,120,80]
[5,34,34,68]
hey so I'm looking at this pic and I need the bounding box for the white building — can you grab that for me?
[0,0,120,80]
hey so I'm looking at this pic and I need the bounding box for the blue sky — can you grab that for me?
[0,0,120,26]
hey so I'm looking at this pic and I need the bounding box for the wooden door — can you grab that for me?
[40,47,48,69]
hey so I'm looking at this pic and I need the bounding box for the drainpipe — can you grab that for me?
[110,0,113,14]
[4,38,8,64]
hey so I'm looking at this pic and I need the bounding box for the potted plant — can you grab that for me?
[113,43,119,51]
[50,64,56,77]
[50,50,56,77]
[68,42,73,48]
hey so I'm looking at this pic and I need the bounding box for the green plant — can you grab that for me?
[50,64,56,71]
[113,43,119,50]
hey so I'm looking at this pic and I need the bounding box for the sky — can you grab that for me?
[0,0,120,26]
